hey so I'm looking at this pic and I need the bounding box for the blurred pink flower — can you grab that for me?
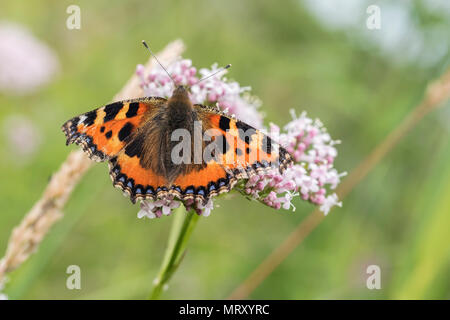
[242,110,346,215]
[0,21,59,95]
[136,59,345,219]
[3,115,42,164]
[137,60,263,128]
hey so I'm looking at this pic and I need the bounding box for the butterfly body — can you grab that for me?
[62,86,292,204]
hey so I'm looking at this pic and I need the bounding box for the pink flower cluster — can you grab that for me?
[241,110,346,215]
[137,60,263,128]
[0,22,59,95]
[3,114,42,165]
[135,58,344,219]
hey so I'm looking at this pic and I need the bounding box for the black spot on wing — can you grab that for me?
[118,122,134,142]
[207,181,217,193]
[126,178,134,190]
[124,134,144,158]
[184,186,195,195]
[71,116,80,126]
[145,186,155,195]
[236,121,256,144]
[100,126,105,133]
[103,102,123,122]
[117,174,126,183]
[261,135,272,155]
[84,110,97,126]
[105,130,112,139]
[217,175,230,188]
[156,186,168,193]
[134,184,144,195]
[196,186,206,197]
[219,116,230,131]
[278,147,289,162]
[213,134,229,154]
[126,102,139,118]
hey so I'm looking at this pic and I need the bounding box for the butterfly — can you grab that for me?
[62,64,292,206]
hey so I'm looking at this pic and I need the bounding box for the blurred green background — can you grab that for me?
[1,0,449,299]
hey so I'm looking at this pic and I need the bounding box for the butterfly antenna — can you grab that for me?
[194,64,232,85]
[141,40,176,85]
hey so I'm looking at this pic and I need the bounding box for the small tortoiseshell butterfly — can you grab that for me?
[62,44,292,205]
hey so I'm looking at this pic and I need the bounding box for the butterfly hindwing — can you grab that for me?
[109,151,169,203]
[171,161,235,203]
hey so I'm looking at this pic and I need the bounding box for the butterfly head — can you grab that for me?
[141,40,230,95]
[170,85,190,103]
[172,85,188,96]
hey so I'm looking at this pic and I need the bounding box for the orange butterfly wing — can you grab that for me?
[109,151,169,203]
[62,97,169,203]
[171,161,235,203]
[196,106,292,176]
[62,97,166,161]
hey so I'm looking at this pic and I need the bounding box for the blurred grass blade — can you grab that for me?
[393,137,450,299]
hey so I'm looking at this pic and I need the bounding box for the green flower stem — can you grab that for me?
[149,205,199,299]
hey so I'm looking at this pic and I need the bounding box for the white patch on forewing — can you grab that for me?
[79,115,87,124]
